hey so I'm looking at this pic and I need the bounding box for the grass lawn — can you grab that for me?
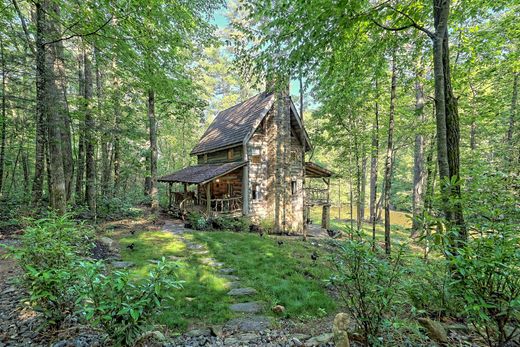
[110,229,336,331]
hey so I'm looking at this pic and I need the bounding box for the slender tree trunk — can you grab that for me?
[274,86,283,232]
[383,51,397,256]
[360,154,367,222]
[148,89,158,213]
[41,0,67,213]
[32,1,47,206]
[51,6,73,203]
[370,78,380,247]
[84,49,96,215]
[75,53,85,202]
[300,74,307,240]
[22,149,29,193]
[411,66,426,236]
[96,50,111,197]
[507,73,518,166]
[113,92,121,196]
[0,38,6,196]
[423,135,436,259]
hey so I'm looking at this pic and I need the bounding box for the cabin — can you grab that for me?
[158,87,332,233]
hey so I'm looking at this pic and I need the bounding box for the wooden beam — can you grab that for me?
[168,182,173,208]
[184,182,188,199]
[206,182,211,215]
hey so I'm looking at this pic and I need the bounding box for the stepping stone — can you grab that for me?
[200,258,224,267]
[188,243,204,250]
[219,268,235,274]
[111,261,134,269]
[167,255,185,261]
[229,301,264,314]
[223,315,270,333]
[221,275,240,281]
[227,287,257,296]
[185,328,212,337]
[224,281,242,289]
[224,333,259,345]
[192,250,210,255]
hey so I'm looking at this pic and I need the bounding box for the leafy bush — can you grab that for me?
[77,259,182,346]
[186,211,208,230]
[230,216,250,232]
[329,240,405,346]
[258,217,274,234]
[451,231,520,347]
[4,214,93,326]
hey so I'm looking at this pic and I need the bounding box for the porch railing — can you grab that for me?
[199,196,243,214]
[304,187,329,206]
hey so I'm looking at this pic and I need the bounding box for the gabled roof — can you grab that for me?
[191,92,275,155]
[158,162,246,185]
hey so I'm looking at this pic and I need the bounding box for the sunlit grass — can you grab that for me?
[110,229,336,331]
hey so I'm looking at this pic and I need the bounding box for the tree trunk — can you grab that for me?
[84,49,96,215]
[383,51,397,256]
[148,89,158,213]
[75,53,85,202]
[432,0,466,250]
[300,74,307,240]
[507,73,518,165]
[96,50,111,197]
[51,6,73,203]
[32,1,47,206]
[360,154,367,222]
[0,37,6,197]
[411,66,426,236]
[369,78,380,247]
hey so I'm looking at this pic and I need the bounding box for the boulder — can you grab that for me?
[333,312,350,347]
[305,333,333,346]
[272,305,285,314]
[111,261,134,269]
[418,317,448,344]
[99,237,117,252]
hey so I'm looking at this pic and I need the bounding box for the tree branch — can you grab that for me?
[43,15,114,46]
[372,5,434,39]
[12,0,36,56]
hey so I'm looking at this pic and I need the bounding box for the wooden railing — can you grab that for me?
[304,187,329,206]
[199,196,242,214]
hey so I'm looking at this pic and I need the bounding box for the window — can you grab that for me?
[252,183,259,200]
[291,180,297,195]
[204,154,208,163]
[227,148,234,160]
[227,183,233,196]
[251,147,261,164]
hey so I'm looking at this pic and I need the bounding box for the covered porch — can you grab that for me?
[158,162,246,216]
[304,162,333,229]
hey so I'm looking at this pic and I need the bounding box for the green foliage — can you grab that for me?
[3,214,93,326]
[330,240,406,346]
[258,217,274,234]
[96,196,143,220]
[77,259,182,346]
[186,211,209,230]
[451,231,520,347]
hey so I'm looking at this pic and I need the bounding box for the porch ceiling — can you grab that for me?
[158,161,246,185]
[305,161,333,178]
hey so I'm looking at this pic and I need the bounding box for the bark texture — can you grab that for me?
[412,66,426,235]
[84,50,96,214]
[148,89,158,213]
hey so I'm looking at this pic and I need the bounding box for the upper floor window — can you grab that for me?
[251,147,261,164]
[291,180,297,195]
[227,148,234,160]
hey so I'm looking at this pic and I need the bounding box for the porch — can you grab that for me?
[304,162,333,229]
[158,161,246,216]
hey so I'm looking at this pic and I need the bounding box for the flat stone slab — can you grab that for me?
[187,243,205,250]
[219,268,236,274]
[192,250,210,255]
[111,261,134,269]
[224,333,259,345]
[229,301,264,313]
[200,258,224,267]
[224,281,242,289]
[185,328,212,337]
[221,275,240,281]
[227,287,257,296]
[224,316,270,333]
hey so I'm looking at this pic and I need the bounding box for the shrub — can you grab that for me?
[77,259,182,346]
[186,211,208,230]
[451,231,520,347]
[231,216,250,233]
[258,217,274,234]
[3,214,93,326]
[329,240,406,346]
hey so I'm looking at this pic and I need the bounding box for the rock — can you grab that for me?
[219,268,236,274]
[227,287,257,296]
[134,331,166,347]
[186,328,212,337]
[99,237,117,252]
[200,258,224,267]
[111,261,134,269]
[290,337,304,347]
[333,312,350,347]
[224,281,241,289]
[418,317,448,343]
[210,325,223,337]
[224,316,271,332]
[305,333,333,346]
[292,334,311,341]
[229,302,264,313]
[2,287,16,295]
[272,305,285,314]
[221,275,240,281]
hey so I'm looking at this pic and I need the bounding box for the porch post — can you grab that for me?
[184,183,188,199]
[168,182,173,208]
[206,182,211,215]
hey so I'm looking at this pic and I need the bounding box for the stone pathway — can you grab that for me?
[160,219,281,345]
